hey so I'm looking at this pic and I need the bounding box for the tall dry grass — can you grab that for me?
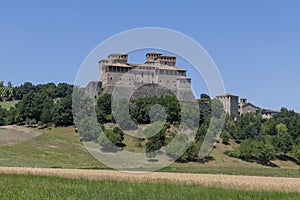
[0,167,300,192]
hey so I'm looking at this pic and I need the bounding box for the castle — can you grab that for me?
[84,52,280,118]
[96,52,195,101]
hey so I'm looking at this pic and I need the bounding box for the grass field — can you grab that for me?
[0,126,104,168]
[0,100,19,110]
[0,125,40,145]
[0,126,299,177]
[0,174,299,200]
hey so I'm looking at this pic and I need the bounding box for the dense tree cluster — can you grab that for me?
[224,108,300,164]
[0,81,73,127]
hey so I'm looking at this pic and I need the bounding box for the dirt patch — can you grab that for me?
[0,125,41,145]
[0,167,300,192]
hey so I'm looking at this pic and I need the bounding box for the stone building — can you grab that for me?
[216,94,264,116]
[238,98,260,115]
[98,52,195,101]
[216,93,239,115]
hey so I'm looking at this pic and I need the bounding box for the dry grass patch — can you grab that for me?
[1,167,300,192]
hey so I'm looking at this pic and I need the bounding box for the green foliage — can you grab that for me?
[96,93,112,123]
[272,109,300,140]
[113,127,124,141]
[224,150,241,158]
[55,83,73,98]
[195,124,207,142]
[98,127,125,147]
[220,130,230,145]
[292,144,300,162]
[40,96,53,124]
[238,139,276,164]
[271,123,293,154]
[200,93,210,99]
[5,107,18,125]
[13,82,35,100]
[239,139,256,160]
[262,118,277,135]
[255,141,276,164]
[130,96,180,125]
[165,133,189,160]
[52,95,73,126]
[179,141,201,162]
[146,138,160,159]
[0,106,8,126]
[234,113,262,140]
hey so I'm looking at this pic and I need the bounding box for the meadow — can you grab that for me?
[0,126,300,177]
[0,173,299,200]
[0,100,19,110]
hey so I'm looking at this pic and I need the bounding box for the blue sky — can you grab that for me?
[0,1,299,111]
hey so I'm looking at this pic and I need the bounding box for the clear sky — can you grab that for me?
[0,1,299,111]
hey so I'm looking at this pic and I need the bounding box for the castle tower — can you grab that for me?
[239,98,247,114]
[145,52,162,64]
[216,93,239,116]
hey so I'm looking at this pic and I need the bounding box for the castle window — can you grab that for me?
[110,77,112,80]
[141,73,143,77]
[165,62,167,65]
[152,73,154,77]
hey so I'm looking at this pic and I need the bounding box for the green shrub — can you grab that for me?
[220,131,230,145]
[224,150,240,158]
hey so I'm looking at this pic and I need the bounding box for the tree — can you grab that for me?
[263,118,277,135]
[146,138,160,159]
[98,128,124,147]
[96,93,112,123]
[239,139,256,160]
[195,124,207,142]
[52,95,73,126]
[112,126,124,142]
[5,107,18,125]
[292,144,300,162]
[255,141,276,164]
[200,93,210,99]
[272,123,293,155]
[165,133,189,160]
[55,83,73,98]
[7,81,12,88]
[13,82,35,100]
[0,106,7,126]
[236,113,262,140]
[16,90,36,121]
[220,130,230,145]
[40,96,53,124]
